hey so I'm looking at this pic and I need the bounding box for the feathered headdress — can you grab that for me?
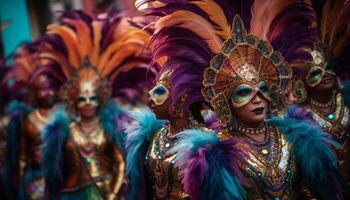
[36,10,158,104]
[255,0,350,80]
[1,43,63,105]
[147,0,255,115]
[147,0,291,126]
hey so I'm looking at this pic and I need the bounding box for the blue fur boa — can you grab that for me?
[125,109,164,200]
[268,105,342,200]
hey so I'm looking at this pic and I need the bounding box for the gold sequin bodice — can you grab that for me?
[62,122,125,197]
[305,92,350,197]
[146,126,189,200]
[219,125,297,200]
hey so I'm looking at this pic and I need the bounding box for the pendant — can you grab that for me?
[261,148,269,155]
[86,157,92,164]
[327,114,335,120]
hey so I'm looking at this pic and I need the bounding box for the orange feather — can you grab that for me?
[91,21,102,66]
[102,42,145,76]
[250,0,294,39]
[154,10,222,54]
[47,24,81,68]
[63,18,93,60]
[191,0,232,39]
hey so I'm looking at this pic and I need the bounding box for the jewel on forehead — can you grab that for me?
[80,80,95,96]
[310,50,325,66]
[237,62,259,83]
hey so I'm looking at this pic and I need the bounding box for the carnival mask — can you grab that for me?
[305,46,335,87]
[306,66,335,87]
[202,15,291,127]
[149,83,170,105]
[231,81,270,107]
[148,69,173,106]
[77,80,99,108]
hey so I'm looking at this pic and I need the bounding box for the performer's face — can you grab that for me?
[77,80,98,120]
[232,92,268,127]
[34,75,57,109]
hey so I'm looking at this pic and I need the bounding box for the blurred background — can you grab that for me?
[0,0,143,62]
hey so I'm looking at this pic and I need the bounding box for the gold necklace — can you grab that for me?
[233,123,267,135]
[309,91,335,108]
[35,110,49,124]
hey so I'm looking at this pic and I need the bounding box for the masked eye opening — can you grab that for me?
[78,97,86,102]
[153,85,167,95]
[234,87,252,97]
[307,66,325,86]
[90,96,98,101]
[258,82,269,93]
[149,84,170,105]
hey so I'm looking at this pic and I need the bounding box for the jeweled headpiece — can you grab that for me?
[147,0,254,116]
[202,15,292,127]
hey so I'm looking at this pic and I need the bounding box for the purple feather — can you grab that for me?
[172,130,247,200]
[267,3,318,66]
[286,104,317,125]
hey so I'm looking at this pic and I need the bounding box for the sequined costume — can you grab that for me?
[43,100,125,200]
[0,43,63,199]
[126,72,208,200]
[125,3,213,197]
[259,1,350,197]
[35,10,153,199]
[143,1,342,199]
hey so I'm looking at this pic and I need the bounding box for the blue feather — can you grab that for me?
[41,109,71,198]
[5,100,32,115]
[99,100,126,149]
[268,111,342,200]
[171,129,246,200]
[125,108,164,200]
[2,100,32,198]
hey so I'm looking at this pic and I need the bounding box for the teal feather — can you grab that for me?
[268,112,342,200]
[5,100,32,115]
[99,100,125,149]
[125,109,164,200]
[41,109,71,198]
[3,100,32,198]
